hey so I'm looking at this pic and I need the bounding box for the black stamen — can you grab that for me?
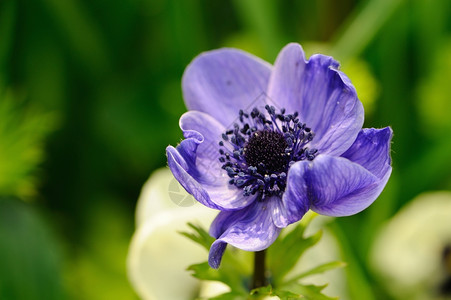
[217,106,318,198]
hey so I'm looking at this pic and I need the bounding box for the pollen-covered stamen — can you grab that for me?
[218,105,318,198]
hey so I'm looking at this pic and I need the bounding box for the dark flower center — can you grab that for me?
[244,130,288,174]
[218,105,318,199]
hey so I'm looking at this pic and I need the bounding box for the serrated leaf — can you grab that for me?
[287,283,338,300]
[283,261,346,286]
[182,223,253,294]
[251,285,302,300]
[188,260,248,294]
[207,291,247,300]
[179,222,215,251]
[250,284,273,296]
[272,289,303,300]
[268,218,322,286]
[189,262,223,281]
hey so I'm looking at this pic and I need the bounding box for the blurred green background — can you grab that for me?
[1,0,451,299]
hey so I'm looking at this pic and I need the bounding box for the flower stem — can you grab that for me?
[252,250,267,289]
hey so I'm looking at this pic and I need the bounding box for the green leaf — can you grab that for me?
[250,284,336,300]
[267,213,322,286]
[272,290,303,300]
[179,222,215,251]
[188,260,249,295]
[189,262,223,282]
[182,223,252,294]
[183,220,341,300]
[250,284,273,296]
[286,283,338,300]
[283,261,347,286]
[207,291,247,300]
[251,285,302,300]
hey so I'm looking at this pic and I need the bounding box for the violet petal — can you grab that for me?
[166,145,222,210]
[167,111,257,210]
[269,195,291,228]
[179,111,224,176]
[278,161,312,226]
[267,43,364,156]
[182,48,272,126]
[341,127,393,179]
[306,155,391,216]
[208,200,281,268]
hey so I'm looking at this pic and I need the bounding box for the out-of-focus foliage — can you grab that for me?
[341,59,379,117]
[0,198,65,300]
[371,192,451,300]
[1,0,451,298]
[64,199,138,299]
[417,39,451,137]
[0,93,56,198]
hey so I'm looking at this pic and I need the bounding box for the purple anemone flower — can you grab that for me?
[166,43,392,269]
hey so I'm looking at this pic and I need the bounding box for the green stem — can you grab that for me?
[252,250,267,289]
